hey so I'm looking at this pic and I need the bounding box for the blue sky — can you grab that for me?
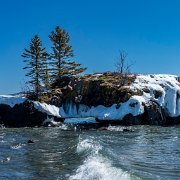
[0,0,180,94]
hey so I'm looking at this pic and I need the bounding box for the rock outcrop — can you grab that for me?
[0,100,64,127]
[0,73,180,127]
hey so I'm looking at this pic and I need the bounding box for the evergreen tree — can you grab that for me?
[49,26,86,80]
[43,62,50,90]
[22,35,48,100]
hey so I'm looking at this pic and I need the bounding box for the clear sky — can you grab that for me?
[0,0,180,94]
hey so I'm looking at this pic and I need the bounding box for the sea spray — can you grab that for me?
[107,125,132,132]
[69,135,137,180]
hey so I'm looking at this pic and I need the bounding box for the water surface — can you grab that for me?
[0,125,179,179]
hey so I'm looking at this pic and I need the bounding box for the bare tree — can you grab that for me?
[115,50,134,86]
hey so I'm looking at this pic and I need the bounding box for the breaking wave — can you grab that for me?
[69,135,137,180]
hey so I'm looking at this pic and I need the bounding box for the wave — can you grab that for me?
[69,135,137,180]
[11,143,26,149]
[76,136,102,154]
[57,124,69,131]
[107,125,132,132]
[69,154,132,180]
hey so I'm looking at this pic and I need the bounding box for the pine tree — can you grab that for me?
[22,35,48,100]
[43,62,50,90]
[49,26,86,80]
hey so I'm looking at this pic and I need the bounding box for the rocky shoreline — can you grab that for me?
[0,99,179,128]
[0,73,180,128]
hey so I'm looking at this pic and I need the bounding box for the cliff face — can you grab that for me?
[0,73,180,127]
[48,73,139,107]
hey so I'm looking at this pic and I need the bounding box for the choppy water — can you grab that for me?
[0,125,180,180]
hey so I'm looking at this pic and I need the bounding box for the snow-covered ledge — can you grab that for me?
[131,74,180,117]
[34,74,180,120]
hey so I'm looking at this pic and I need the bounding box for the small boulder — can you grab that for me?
[27,140,34,144]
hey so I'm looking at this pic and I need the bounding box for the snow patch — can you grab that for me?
[131,74,180,117]
[33,101,61,117]
[0,95,26,107]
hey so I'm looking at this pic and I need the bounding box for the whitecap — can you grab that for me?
[69,155,133,180]
[70,136,138,180]
[76,136,102,154]
[107,125,132,132]
[57,124,69,131]
[11,143,25,149]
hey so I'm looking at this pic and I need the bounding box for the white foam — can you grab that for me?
[76,136,102,154]
[69,136,135,180]
[58,124,69,130]
[69,155,132,180]
[107,125,131,132]
[11,143,25,149]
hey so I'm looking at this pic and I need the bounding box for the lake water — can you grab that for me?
[0,125,179,179]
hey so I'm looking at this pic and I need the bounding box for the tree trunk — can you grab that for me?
[35,56,39,101]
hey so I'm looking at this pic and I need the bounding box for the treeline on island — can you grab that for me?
[0,26,179,127]
[22,26,132,102]
[22,26,87,101]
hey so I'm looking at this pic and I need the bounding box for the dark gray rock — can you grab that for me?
[143,101,166,125]
[0,100,47,127]
[0,99,179,128]
[27,140,34,144]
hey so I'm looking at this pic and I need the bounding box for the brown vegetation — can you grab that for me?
[37,72,141,108]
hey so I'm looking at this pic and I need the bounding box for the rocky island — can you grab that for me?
[0,72,180,128]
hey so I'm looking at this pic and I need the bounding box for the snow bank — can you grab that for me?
[131,74,180,117]
[33,101,60,117]
[34,74,180,120]
[33,95,145,121]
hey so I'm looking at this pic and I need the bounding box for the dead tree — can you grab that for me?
[115,50,134,86]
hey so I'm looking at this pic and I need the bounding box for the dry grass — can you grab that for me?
[81,72,136,87]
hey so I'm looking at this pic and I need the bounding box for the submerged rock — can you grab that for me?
[123,129,132,132]
[27,140,34,144]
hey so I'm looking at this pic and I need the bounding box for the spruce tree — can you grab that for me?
[49,26,86,80]
[43,62,50,90]
[22,35,48,100]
